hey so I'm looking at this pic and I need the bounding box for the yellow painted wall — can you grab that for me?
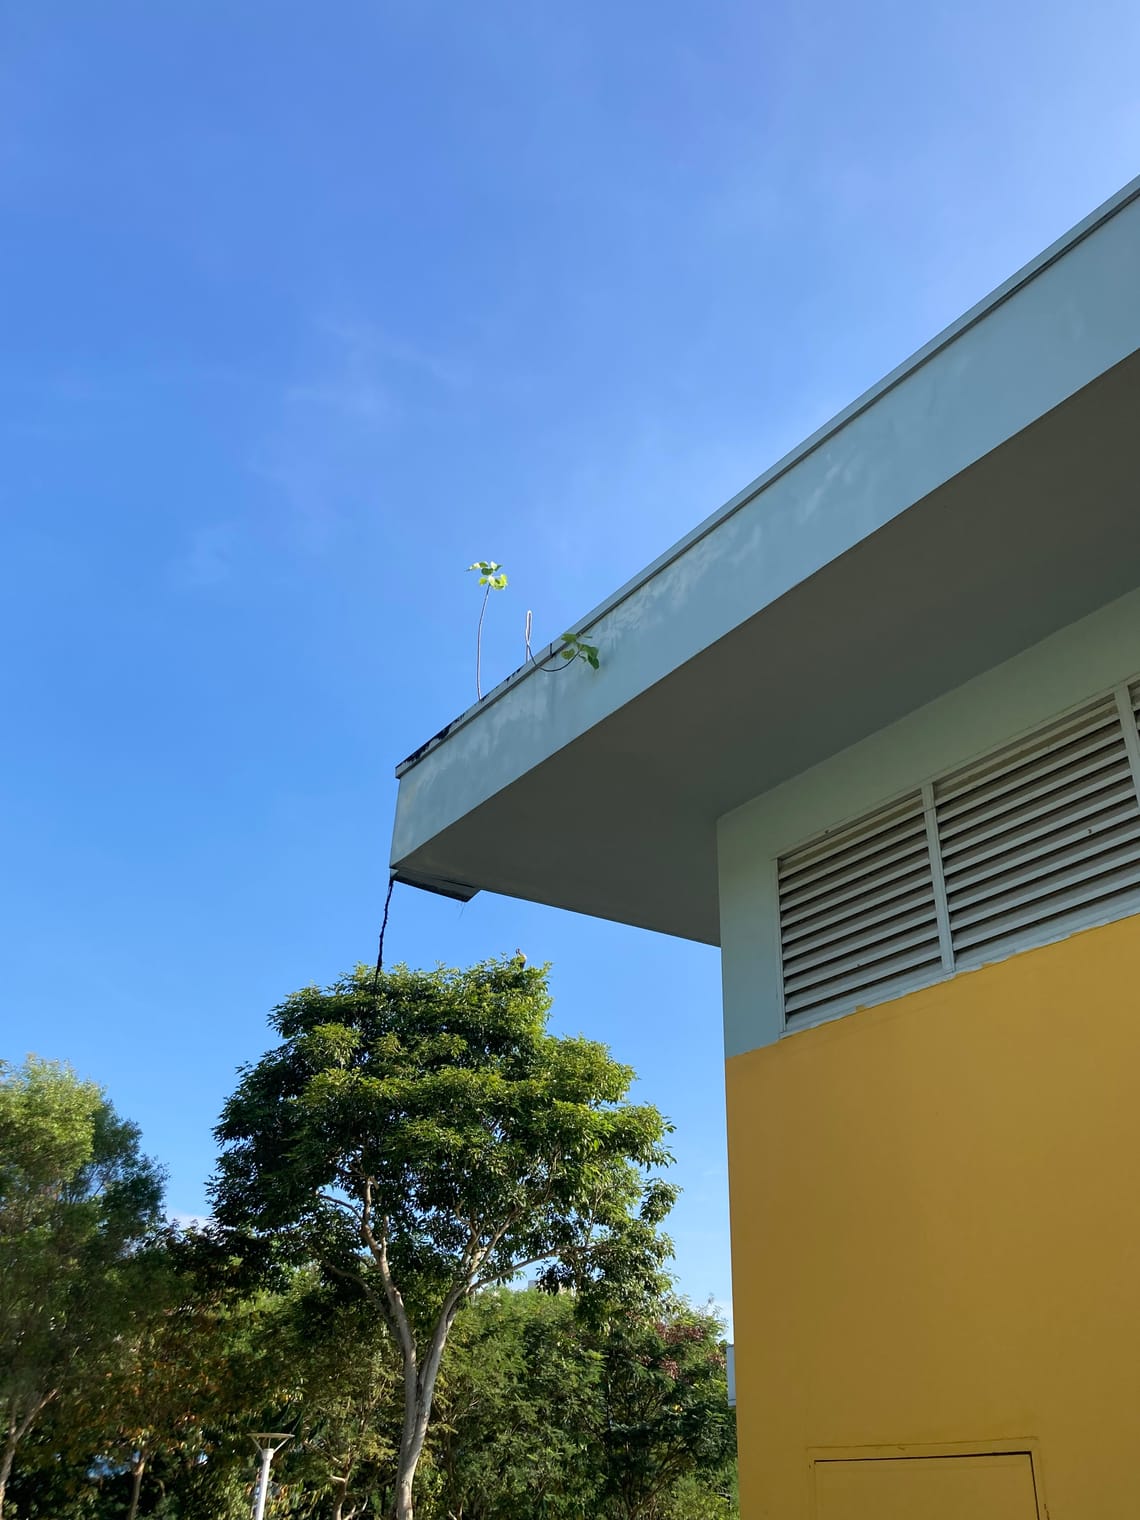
[726,912,1140,1519]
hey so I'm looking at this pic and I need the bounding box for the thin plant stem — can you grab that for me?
[476,585,490,699]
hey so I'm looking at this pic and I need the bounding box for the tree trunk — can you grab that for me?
[333,1482,362,1520]
[126,1452,146,1520]
[360,1206,470,1520]
[0,1393,54,1519]
[395,1466,416,1520]
[0,1427,16,1520]
[394,1356,422,1520]
[392,1305,461,1520]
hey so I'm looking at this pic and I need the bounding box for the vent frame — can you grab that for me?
[777,675,1140,1030]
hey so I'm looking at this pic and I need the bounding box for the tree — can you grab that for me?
[430,1290,736,1520]
[259,1277,401,1520]
[212,958,674,1520]
[9,1239,314,1520]
[77,1228,274,1520]
[429,1287,603,1520]
[0,1056,165,1516]
[592,1299,736,1520]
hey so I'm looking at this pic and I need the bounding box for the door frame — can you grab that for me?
[806,1438,1046,1518]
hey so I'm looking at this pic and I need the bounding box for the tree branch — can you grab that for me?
[318,1192,365,1224]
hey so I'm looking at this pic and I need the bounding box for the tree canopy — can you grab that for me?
[0,1056,165,1516]
[212,959,676,1520]
[432,1288,736,1520]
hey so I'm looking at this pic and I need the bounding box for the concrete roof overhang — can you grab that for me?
[390,178,1140,946]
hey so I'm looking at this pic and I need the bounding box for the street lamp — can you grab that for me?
[249,1432,292,1520]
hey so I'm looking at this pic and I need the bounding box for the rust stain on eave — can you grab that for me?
[397,717,462,773]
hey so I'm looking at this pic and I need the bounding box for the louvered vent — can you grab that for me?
[778,793,942,1024]
[934,695,1140,969]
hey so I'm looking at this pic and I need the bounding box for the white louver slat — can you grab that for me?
[934,696,1140,970]
[778,793,942,1024]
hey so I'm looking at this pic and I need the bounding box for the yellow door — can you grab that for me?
[815,1453,1039,1518]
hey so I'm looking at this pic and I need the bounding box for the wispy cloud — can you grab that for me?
[317,318,473,393]
[283,379,397,425]
[164,316,471,580]
[240,315,470,553]
[173,521,241,589]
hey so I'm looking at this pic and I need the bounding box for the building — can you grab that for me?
[391,176,1140,1518]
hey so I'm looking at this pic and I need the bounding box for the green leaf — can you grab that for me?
[0,1057,166,1491]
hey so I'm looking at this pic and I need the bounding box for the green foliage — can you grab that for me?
[429,1289,736,1520]
[10,1271,735,1520]
[656,1471,739,1520]
[259,1277,401,1520]
[430,1288,602,1520]
[0,1057,165,1514]
[468,559,509,699]
[593,1300,736,1520]
[467,557,601,697]
[0,968,735,1520]
[212,958,676,1519]
[4,1225,287,1520]
[467,561,508,591]
[213,959,674,1309]
[557,631,601,671]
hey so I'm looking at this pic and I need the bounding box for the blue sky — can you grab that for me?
[2,1,1138,1318]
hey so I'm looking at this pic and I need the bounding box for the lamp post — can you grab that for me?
[249,1432,292,1520]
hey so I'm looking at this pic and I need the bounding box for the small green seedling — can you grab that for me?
[558,631,600,670]
[468,560,508,699]
[468,560,508,591]
[468,560,601,696]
